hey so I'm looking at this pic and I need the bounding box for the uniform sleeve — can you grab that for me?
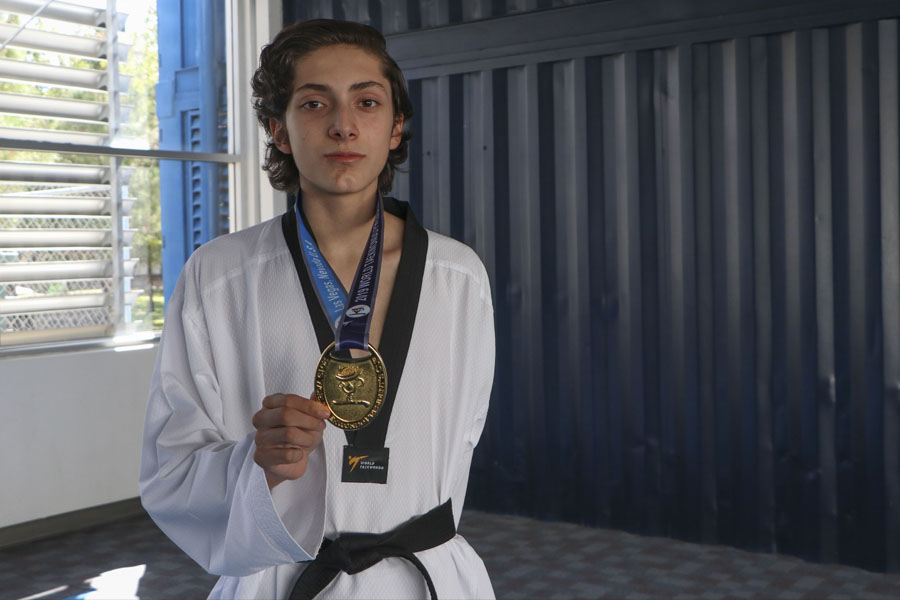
[443,258,495,528]
[138,265,325,577]
[464,262,495,450]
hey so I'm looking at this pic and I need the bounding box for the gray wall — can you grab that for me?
[283,0,900,571]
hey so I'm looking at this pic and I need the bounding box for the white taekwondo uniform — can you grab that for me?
[139,200,496,599]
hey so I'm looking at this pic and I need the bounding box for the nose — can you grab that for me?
[328,104,357,140]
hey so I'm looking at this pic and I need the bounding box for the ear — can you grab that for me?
[389,115,404,151]
[269,118,292,154]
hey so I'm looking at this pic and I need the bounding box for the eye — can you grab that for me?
[301,100,325,110]
[359,98,380,109]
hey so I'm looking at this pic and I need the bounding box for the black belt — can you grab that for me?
[289,500,456,600]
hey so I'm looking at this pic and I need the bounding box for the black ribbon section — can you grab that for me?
[282,197,429,448]
[288,500,455,600]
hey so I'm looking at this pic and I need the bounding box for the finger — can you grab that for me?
[309,392,333,419]
[262,393,289,409]
[254,446,304,468]
[255,426,320,450]
[282,393,331,419]
[253,406,327,431]
[262,393,331,420]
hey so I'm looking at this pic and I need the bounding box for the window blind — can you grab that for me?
[0,0,135,347]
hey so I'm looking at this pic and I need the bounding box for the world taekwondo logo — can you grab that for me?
[348,455,369,472]
[345,304,371,318]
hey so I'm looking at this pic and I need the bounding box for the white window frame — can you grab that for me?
[228,0,282,232]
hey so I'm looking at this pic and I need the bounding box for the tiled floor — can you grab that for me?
[461,511,900,599]
[2,509,899,599]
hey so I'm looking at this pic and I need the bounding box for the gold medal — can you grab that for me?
[315,341,387,430]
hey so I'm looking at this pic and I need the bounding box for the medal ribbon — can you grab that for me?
[295,193,384,351]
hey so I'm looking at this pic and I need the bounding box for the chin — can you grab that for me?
[300,168,381,198]
[304,181,369,198]
[330,175,377,195]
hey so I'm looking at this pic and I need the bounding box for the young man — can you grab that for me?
[139,19,495,599]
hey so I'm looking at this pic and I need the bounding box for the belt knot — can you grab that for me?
[289,500,455,600]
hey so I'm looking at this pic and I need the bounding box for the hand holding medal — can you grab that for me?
[252,392,331,489]
[296,193,388,430]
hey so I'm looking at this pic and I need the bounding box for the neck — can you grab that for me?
[300,186,378,245]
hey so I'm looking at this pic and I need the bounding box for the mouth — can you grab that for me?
[325,152,365,164]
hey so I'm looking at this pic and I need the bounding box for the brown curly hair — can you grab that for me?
[251,19,413,195]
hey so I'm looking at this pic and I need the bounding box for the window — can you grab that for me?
[0,0,240,350]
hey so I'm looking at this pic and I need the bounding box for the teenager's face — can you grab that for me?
[270,44,403,200]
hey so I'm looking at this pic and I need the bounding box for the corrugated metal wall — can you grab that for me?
[282,0,900,571]
[287,0,602,32]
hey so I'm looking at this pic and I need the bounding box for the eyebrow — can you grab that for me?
[294,81,387,94]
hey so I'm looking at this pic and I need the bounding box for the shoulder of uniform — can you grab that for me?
[184,215,285,280]
[424,229,492,306]
[175,215,290,310]
[425,230,484,272]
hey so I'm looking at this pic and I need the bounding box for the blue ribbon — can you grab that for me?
[295,193,384,351]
